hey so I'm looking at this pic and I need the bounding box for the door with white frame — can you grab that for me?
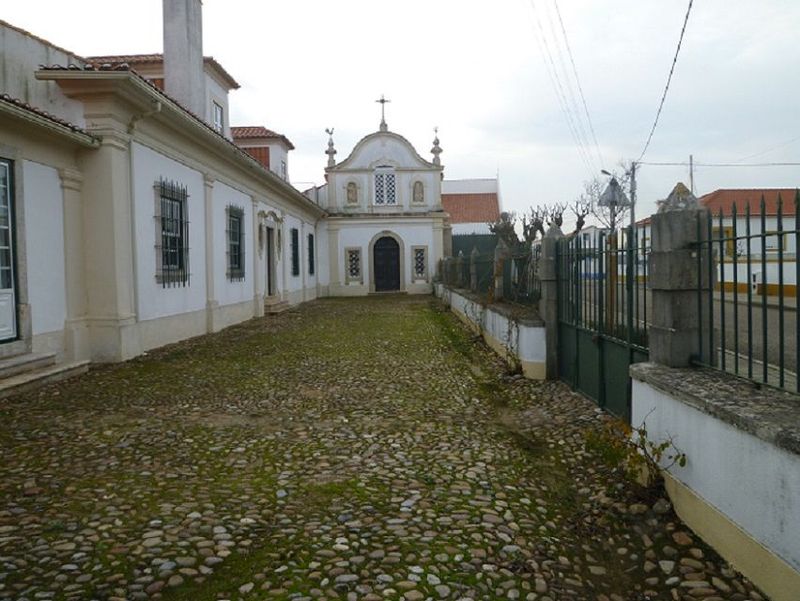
[0,159,16,341]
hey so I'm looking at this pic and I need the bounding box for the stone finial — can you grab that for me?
[431,127,443,166]
[325,128,337,168]
[658,182,700,213]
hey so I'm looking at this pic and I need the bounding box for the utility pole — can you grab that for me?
[689,154,695,194]
[629,161,637,231]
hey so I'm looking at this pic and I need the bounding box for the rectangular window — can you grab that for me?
[227,206,245,281]
[346,248,362,283]
[290,228,300,276]
[0,159,15,293]
[412,246,428,280]
[213,102,224,133]
[155,179,190,287]
[281,160,287,181]
[307,233,315,275]
[374,168,397,205]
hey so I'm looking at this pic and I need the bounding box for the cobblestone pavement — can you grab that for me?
[0,297,766,601]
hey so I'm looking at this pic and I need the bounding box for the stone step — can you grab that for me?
[0,351,56,380]
[0,360,90,400]
[265,300,290,315]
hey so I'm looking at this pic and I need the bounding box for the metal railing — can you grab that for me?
[558,226,650,351]
[695,189,800,392]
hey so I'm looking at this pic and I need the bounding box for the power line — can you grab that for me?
[552,0,604,169]
[525,0,597,179]
[640,161,800,167]
[733,134,800,163]
[636,0,694,163]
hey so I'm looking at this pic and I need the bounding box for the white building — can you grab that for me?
[305,120,448,296]
[441,178,501,235]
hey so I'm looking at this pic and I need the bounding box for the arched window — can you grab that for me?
[374,166,397,205]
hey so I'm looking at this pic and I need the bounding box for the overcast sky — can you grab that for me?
[5,0,799,224]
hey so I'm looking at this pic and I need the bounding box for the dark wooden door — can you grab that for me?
[374,236,400,292]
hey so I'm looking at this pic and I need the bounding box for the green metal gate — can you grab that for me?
[556,227,649,422]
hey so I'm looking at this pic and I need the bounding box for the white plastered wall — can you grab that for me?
[22,160,67,342]
[132,142,207,322]
[213,182,253,307]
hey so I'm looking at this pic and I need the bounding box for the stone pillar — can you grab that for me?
[648,186,715,367]
[470,247,479,292]
[493,239,510,301]
[455,251,465,288]
[538,225,563,379]
[60,168,90,360]
[203,174,221,332]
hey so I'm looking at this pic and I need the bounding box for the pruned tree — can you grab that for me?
[571,198,591,234]
[521,207,547,244]
[547,202,567,228]
[488,211,519,247]
[582,163,633,231]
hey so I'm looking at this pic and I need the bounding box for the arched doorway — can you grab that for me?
[373,236,400,292]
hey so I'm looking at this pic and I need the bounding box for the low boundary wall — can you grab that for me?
[631,362,800,601]
[436,284,546,379]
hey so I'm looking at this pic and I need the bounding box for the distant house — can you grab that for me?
[699,188,798,296]
[441,178,501,235]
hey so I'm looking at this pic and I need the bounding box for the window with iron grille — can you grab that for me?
[346,248,362,282]
[155,179,190,287]
[226,206,245,281]
[290,228,300,276]
[374,167,397,205]
[308,233,315,275]
[413,246,428,280]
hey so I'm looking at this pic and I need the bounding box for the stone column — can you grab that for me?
[470,247,479,292]
[648,184,715,367]
[493,239,510,301]
[60,168,89,360]
[538,225,563,379]
[455,251,465,288]
[203,174,221,332]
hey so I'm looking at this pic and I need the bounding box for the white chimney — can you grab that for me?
[163,0,206,117]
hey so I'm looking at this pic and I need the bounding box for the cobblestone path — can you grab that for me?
[0,297,765,601]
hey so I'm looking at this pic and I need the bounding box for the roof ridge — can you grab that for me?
[0,19,86,62]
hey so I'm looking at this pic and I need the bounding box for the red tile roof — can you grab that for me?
[0,93,96,140]
[231,126,294,150]
[87,53,241,89]
[442,193,500,224]
[700,189,799,216]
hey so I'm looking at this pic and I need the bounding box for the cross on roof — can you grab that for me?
[376,95,390,131]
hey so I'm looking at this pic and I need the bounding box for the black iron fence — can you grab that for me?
[694,190,800,393]
[558,226,650,352]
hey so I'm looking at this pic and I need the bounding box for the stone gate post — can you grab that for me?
[648,183,715,367]
[539,225,563,379]
[493,239,510,301]
[470,247,479,292]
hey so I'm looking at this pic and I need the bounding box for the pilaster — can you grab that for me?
[59,168,89,360]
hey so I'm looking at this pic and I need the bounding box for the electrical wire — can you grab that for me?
[733,134,800,163]
[640,161,800,167]
[525,0,597,179]
[636,0,694,163]
[552,0,604,169]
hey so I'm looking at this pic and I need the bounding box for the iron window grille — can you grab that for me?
[413,247,427,280]
[226,205,245,281]
[155,179,190,287]
[308,233,315,275]
[346,248,362,282]
[374,167,397,205]
[290,228,300,276]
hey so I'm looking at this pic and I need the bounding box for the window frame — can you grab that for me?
[411,245,428,281]
[154,179,190,287]
[212,101,224,134]
[226,205,246,281]
[307,233,315,276]
[373,166,397,205]
[290,227,300,277]
[345,247,362,283]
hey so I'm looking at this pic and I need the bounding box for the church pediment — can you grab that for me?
[331,131,438,172]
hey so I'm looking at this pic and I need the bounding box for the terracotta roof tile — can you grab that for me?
[231,126,295,150]
[86,53,241,90]
[0,93,96,139]
[700,189,799,216]
[442,193,500,224]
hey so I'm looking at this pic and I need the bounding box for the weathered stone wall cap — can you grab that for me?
[631,362,800,456]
